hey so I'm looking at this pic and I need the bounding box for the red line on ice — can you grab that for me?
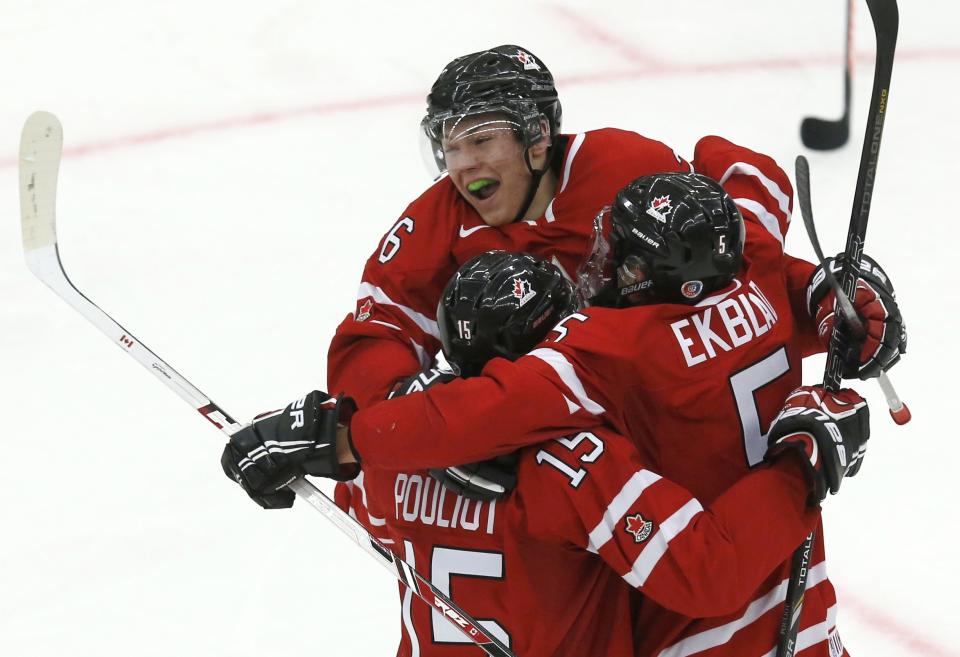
[1,47,958,170]
[546,5,665,66]
[842,592,957,657]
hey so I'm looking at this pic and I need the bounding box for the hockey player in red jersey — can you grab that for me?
[323,41,834,528]
[222,169,906,655]
[325,41,691,538]
[222,249,871,657]
[326,44,693,411]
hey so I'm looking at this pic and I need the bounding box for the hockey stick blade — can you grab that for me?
[796,155,910,423]
[800,116,849,151]
[801,0,852,151]
[19,112,230,421]
[18,111,516,657]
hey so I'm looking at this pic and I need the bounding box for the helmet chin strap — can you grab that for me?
[514,141,558,222]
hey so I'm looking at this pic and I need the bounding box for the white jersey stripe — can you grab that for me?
[657,561,830,657]
[562,394,582,415]
[559,133,586,194]
[695,278,743,308]
[528,347,605,415]
[718,161,792,222]
[587,470,662,552]
[759,605,839,657]
[544,133,586,223]
[734,198,785,247]
[623,498,703,588]
[352,470,387,527]
[356,282,441,340]
[408,338,430,368]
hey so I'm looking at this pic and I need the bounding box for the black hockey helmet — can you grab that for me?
[420,44,562,178]
[578,172,744,307]
[438,250,578,376]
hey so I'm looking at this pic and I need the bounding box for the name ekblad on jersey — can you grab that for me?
[670,280,780,367]
[394,472,497,535]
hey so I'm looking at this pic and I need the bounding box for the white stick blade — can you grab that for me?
[20,111,63,256]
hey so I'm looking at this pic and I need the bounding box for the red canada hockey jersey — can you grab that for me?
[346,140,848,656]
[345,425,815,657]
[327,128,689,409]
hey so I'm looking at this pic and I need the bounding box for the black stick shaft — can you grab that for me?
[825,0,898,390]
[777,531,815,657]
[778,4,898,656]
[843,0,853,124]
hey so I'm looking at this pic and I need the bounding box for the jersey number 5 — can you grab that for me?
[411,543,511,648]
[729,346,790,466]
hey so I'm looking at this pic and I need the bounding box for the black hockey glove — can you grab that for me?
[808,253,906,380]
[389,360,519,502]
[430,454,520,501]
[221,391,358,509]
[765,385,870,506]
[387,363,458,399]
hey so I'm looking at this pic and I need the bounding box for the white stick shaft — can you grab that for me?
[18,110,514,657]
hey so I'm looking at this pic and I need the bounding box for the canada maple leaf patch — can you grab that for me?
[356,298,373,322]
[624,513,654,543]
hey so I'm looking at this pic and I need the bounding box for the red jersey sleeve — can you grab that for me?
[693,136,823,357]
[348,311,623,469]
[784,252,823,357]
[692,135,794,249]
[518,429,818,618]
[326,181,465,408]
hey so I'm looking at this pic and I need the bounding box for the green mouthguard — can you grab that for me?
[467,179,495,192]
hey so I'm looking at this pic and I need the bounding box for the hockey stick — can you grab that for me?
[778,3,898,655]
[19,111,516,657]
[795,155,910,424]
[824,0,897,392]
[801,0,853,150]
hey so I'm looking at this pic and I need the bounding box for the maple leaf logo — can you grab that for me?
[512,277,537,307]
[624,513,654,543]
[515,49,541,71]
[646,195,672,223]
[356,298,373,322]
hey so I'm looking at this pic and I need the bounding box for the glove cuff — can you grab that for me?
[766,432,825,506]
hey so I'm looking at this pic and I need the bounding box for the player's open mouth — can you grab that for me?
[467,178,499,201]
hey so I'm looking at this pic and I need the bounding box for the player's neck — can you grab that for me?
[522,169,558,222]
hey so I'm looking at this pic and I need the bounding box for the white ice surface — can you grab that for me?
[1,1,957,655]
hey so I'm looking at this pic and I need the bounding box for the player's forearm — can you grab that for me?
[348,364,594,469]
